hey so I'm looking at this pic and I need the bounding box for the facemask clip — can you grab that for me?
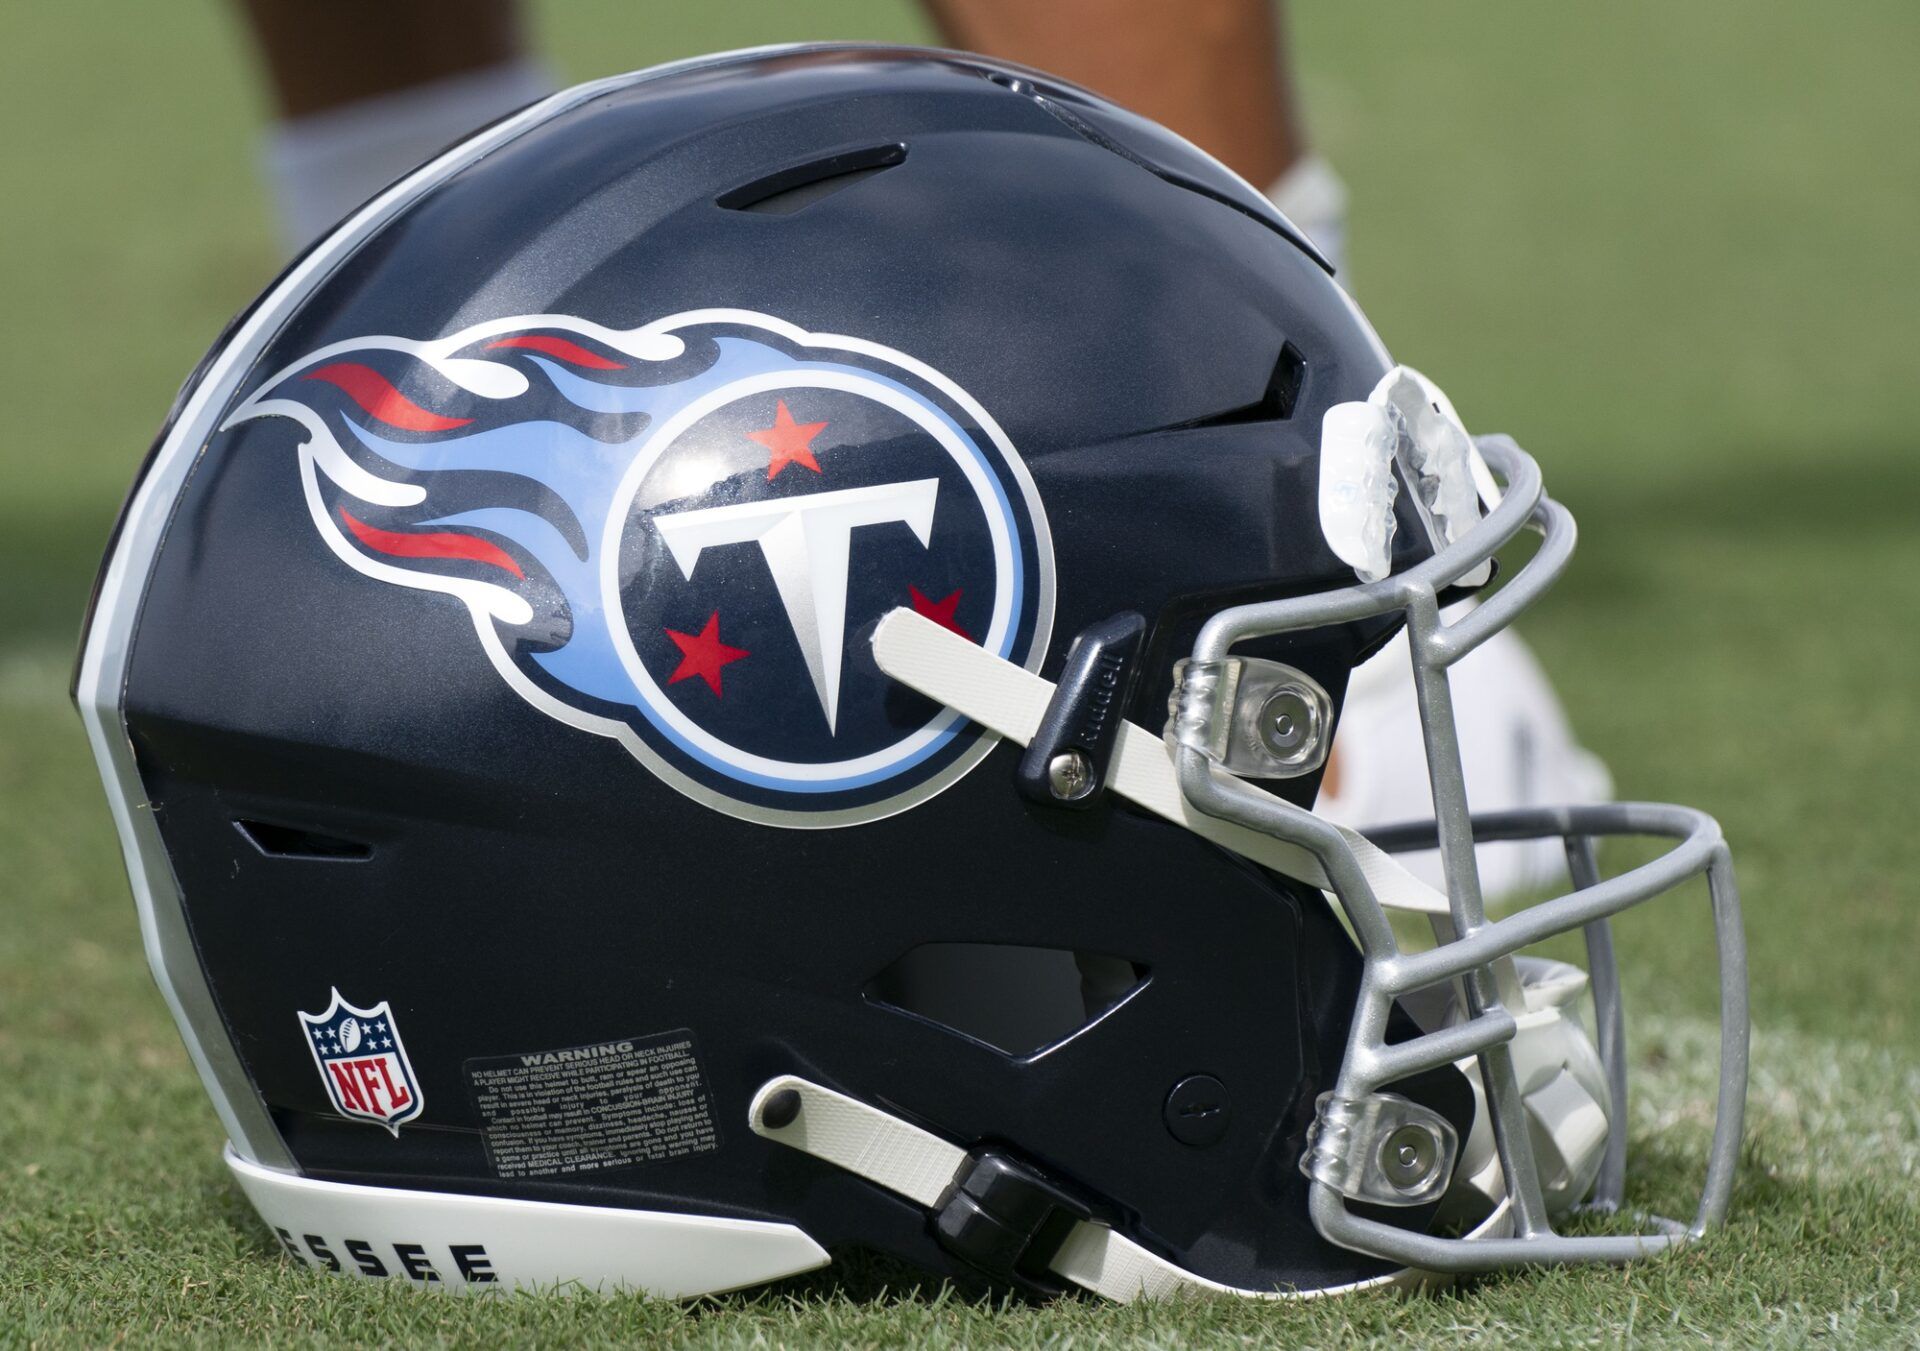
[1302,1092,1460,1207]
[1167,657,1333,779]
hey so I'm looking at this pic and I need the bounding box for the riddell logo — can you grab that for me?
[1069,648,1129,747]
[297,989,424,1135]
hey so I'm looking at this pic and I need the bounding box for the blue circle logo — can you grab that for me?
[232,310,1054,826]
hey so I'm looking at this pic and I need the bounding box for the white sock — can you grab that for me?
[263,58,557,256]
[1266,153,1351,287]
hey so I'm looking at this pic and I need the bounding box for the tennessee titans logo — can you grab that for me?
[298,989,423,1135]
[227,311,1054,825]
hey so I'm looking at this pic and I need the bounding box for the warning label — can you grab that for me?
[465,1029,718,1179]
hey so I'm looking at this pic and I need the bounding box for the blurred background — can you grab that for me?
[3,0,1917,1339]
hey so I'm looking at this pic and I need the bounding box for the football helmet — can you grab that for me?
[76,45,1747,1299]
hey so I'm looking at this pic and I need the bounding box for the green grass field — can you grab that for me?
[5,2,1919,1344]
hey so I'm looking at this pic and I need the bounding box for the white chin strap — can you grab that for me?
[854,610,1599,1297]
[871,608,1455,921]
[748,1075,1501,1301]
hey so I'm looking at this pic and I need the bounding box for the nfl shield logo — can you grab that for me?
[298,988,424,1135]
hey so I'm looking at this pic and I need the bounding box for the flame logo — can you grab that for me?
[224,310,1054,825]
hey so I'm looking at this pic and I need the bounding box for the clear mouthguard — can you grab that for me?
[1318,365,1494,586]
[1376,366,1484,550]
[1318,400,1401,583]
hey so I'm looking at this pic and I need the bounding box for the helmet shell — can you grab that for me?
[90,46,1464,1294]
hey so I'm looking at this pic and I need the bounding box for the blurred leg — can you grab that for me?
[234,0,553,252]
[236,0,526,118]
[924,0,1346,275]
[925,0,1304,190]
[926,1,1602,898]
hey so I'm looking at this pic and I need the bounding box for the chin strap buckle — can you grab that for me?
[748,1072,1480,1301]
[1014,611,1146,808]
[933,1150,1095,1294]
[871,607,1458,918]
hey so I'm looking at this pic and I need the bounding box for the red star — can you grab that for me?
[909,585,971,640]
[748,399,828,480]
[664,612,749,696]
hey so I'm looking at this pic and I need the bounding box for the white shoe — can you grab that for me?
[1315,605,1613,902]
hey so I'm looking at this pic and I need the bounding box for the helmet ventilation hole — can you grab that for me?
[233,818,372,861]
[865,942,1147,1056]
[716,143,907,215]
[1153,342,1308,433]
[1268,342,1308,420]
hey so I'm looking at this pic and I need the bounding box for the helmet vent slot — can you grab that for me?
[865,942,1147,1057]
[717,143,908,215]
[233,818,372,861]
[1268,342,1308,419]
[1154,342,1308,432]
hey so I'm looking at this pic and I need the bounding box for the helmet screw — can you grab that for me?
[1047,751,1097,802]
[1163,1075,1232,1146]
[1379,1123,1440,1190]
[1257,687,1321,762]
[760,1088,802,1130]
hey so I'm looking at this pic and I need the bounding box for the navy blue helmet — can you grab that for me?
[78,45,1745,1299]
